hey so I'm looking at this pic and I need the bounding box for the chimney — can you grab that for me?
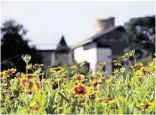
[96,17,115,32]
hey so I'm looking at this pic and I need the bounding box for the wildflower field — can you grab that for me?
[0,51,155,114]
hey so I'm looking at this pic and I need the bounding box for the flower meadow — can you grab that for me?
[0,51,156,114]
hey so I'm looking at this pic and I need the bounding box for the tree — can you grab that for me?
[1,20,43,72]
[122,16,155,59]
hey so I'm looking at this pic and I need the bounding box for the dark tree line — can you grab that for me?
[122,15,155,59]
[1,16,155,72]
[1,20,43,72]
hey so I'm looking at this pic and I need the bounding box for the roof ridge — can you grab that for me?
[72,26,117,49]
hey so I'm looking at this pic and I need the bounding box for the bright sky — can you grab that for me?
[1,1,155,47]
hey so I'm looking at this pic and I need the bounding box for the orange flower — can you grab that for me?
[105,98,113,104]
[104,98,119,104]
[0,71,7,79]
[73,74,85,83]
[30,106,39,111]
[92,78,102,88]
[26,74,36,79]
[140,66,150,73]
[20,76,36,92]
[0,68,16,79]
[0,73,3,79]
[131,63,144,70]
[36,82,41,90]
[49,67,64,73]
[6,68,16,76]
[73,84,88,96]
[29,100,40,111]
[137,102,155,110]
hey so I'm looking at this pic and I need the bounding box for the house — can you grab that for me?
[34,17,127,73]
[73,17,127,74]
[37,36,73,69]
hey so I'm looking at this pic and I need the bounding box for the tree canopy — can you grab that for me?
[122,15,155,59]
[1,20,43,72]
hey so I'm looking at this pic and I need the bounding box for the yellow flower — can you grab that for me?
[73,74,85,83]
[104,98,119,104]
[26,73,37,79]
[131,63,144,70]
[137,102,155,110]
[92,78,103,88]
[20,73,37,79]
[0,68,16,79]
[0,71,7,79]
[73,84,88,96]
[113,60,122,66]
[49,67,64,73]
[20,76,36,93]
[118,56,124,61]
[6,68,16,76]
[140,66,151,73]
[97,62,107,69]
[29,100,39,111]
[35,82,41,90]
[89,86,99,96]
[122,53,130,61]
[134,70,143,81]
[134,70,143,76]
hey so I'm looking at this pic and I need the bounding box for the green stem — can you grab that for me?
[58,92,69,103]
[26,62,28,75]
[128,60,132,68]
[41,73,44,92]
[133,55,137,64]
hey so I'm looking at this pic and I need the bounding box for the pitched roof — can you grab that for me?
[73,26,124,49]
[56,35,70,51]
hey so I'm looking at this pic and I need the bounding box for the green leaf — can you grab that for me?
[0,107,6,114]
[16,107,29,114]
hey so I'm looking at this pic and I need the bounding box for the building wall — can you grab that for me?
[74,46,97,71]
[97,48,112,74]
[74,47,112,73]
[40,51,54,69]
[40,47,113,73]
[55,52,72,65]
[68,51,73,64]
[40,51,73,69]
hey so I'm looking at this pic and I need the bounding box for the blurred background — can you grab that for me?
[0,1,155,73]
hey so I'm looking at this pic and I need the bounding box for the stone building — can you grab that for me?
[73,17,127,73]
[35,17,127,73]
[37,36,73,69]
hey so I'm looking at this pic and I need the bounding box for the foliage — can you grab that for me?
[0,51,155,114]
[1,20,43,72]
[123,15,155,59]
